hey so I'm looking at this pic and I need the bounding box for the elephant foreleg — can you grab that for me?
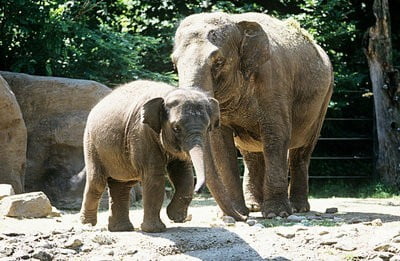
[261,135,292,218]
[288,146,313,213]
[107,178,135,231]
[209,126,249,216]
[141,171,166,233]
[166,160,194,222]
[241,151,264,212]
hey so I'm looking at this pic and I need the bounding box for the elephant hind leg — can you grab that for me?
[80,158,107,226]
[107,178,135,232]
[288,145,314,213]
[241,151,264,212]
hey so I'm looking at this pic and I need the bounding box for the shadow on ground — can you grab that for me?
[140,226,266,260]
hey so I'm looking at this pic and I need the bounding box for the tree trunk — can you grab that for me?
[364,0,400,187]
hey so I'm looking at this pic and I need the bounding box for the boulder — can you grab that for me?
[0,75,27,193]
[0,71,111,207]
[0,184,15,200]
[0,191,52,218]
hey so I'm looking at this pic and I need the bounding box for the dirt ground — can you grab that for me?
[1,197,400,260]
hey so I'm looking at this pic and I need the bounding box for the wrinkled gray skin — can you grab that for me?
[172,12,333,220]
[80,80,222,232]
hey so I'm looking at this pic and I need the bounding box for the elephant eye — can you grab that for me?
[172,125,182,134]
[213,57,225,72]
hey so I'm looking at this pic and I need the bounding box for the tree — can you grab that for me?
[364,0,400,186]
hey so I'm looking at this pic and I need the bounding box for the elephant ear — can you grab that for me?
[208,97,220,130]
[142,97,165,134]
[237,21,270,79]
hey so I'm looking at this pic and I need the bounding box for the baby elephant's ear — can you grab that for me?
[208,97,220,130]
[142,97,165,134]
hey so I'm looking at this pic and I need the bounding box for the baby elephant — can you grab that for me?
[80,80,220,232]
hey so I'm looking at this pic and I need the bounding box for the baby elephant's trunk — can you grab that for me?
[188,145,206,193]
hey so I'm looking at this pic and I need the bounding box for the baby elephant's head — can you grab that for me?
[142,88,220,192]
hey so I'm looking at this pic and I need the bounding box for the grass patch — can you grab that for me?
[309,179,400,198]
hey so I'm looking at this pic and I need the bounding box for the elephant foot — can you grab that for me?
[232,202,250,216]
[141,220,166,233]
[262,198,292,218]
[290,197,310,213]
[108,220,134,232]
[80,210,97,226]
[167,205,188,223]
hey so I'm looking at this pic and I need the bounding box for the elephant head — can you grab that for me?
[141,88,219,192]
[172,12,270,110]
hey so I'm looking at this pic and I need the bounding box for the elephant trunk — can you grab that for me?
[203,138,247,221]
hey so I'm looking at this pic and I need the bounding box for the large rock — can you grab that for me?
[0,75,27,193]
[0,191,52,218]
[0,71,111,207]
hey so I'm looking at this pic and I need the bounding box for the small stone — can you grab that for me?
[335,233,346,238]
[32,250,53,261]
[246,220,256,226]
[371,218,383,226]
[64,238,83,249]
[378,252,394,260]
[295,226,308,232]
[319,230,329,236]
[320,239,338,245]
[374,243,392,252]
[253,223,265,229]
[0,184,15,200]
[92,234,115,245]
[325,207,338,214]
[392,235,400,243]
[336,243,357,251]
[276,230,295,239]
[222,216,236,226]
[287,215,306,222]
[126,249,138,255]
[2,247,14,256]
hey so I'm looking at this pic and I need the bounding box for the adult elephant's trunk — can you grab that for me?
[188,138,247,221]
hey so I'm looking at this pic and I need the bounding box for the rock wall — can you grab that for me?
[0,71,111,207]
[0,75,27,193]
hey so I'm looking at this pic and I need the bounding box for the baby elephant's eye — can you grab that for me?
[172,125,182,134]
[214,57,225,70]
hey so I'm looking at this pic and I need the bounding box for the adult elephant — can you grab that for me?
[172,12,333,219]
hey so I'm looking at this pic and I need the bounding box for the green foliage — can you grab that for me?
[309,180,400,198]
[1,0,399,186]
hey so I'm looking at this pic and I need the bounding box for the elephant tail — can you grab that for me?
[69,168,86,192]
